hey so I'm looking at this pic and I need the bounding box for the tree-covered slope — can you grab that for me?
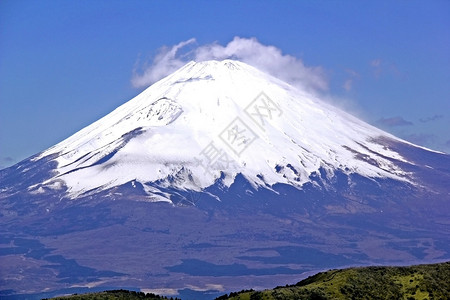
[216,261,450,300]
[45,289,180,300]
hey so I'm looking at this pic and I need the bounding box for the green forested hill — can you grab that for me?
[216,262,449,300]
[46,262,449,300]
[45,289,180,300]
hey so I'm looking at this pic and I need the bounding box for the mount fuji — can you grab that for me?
[1,60,449,299]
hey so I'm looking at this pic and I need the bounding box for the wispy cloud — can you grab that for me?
[131,37,328,92]
[377,116,413,127]
[2,156,14,163]
[131,38,196,88]
[404,133,436,147]
[370,58,383,78]
[343,79,353,91]
[0,156,15,169]
[370,59,382,67]
[343,69,360,91]
[370,58,401,79]
[419,114,444,123]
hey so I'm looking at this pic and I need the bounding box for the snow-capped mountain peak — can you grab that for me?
[32,59,412,199]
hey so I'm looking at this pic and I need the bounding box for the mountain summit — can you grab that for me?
[1,60,449,299]
[10,60,422,199]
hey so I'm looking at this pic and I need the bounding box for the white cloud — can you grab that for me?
[343,69,360,91]
[370,58,401,79]
[370,59,382,67]
[131,37,328,92]
[131,38,196,88]
[343,79,353,91]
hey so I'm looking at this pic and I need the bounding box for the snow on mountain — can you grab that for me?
[32,60,413,199]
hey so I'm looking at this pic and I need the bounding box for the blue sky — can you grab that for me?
[1,1,449,168]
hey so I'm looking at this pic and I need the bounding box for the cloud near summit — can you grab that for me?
[377,116,413,127]
[131,37,328,92]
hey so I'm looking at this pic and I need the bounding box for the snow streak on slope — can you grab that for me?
[35,60,411,199]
